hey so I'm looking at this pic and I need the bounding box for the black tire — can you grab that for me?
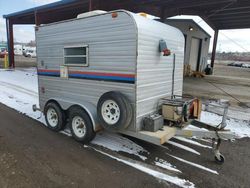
[214,154,225,164]
[69,107,96,143]
[44,102,66,131]
[97,91,132,131]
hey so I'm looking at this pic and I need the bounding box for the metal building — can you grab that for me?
[165,19,211,72]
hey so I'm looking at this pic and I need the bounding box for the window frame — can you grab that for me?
[63,44,89,67]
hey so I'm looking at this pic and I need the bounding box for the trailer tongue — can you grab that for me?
[128,96,236,164]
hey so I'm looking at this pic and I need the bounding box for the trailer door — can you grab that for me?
[189,37,202,71]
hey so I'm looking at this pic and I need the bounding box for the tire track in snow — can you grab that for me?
[88,145,195,188]
[174,136,212,149]
[167,154,218,175]
[0,81,38,97]
[167,141,200,155]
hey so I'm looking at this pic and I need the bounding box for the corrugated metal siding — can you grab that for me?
[39,77,135,107]
[36,12,137,73]
[36,11,137,131]
[133,15,185,130]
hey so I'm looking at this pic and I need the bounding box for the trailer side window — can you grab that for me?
[64,45,88,66]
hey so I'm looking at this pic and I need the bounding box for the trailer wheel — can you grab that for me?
[214,154,225,164]
[44,102,66,131]
[97,91,132,130]
[69,107,96,143]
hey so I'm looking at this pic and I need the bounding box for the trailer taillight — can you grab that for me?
[112,12,118,18]
[159,39,171,56]
[41,87,45,94]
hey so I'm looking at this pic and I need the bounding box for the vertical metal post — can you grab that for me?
[221,102,229,129]
[6,18,14,68]
[171,54,176,99]
[35,11,40,26]
[205,101,209,111]
[6,18,10,67]
[211,30,219,71]
[160,7,166,23]
[89,0,92,11]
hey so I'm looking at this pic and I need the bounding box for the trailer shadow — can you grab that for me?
[115,133,248,188]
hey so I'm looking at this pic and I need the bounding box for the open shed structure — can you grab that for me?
[3,0,250,69]
[165,19,211,72]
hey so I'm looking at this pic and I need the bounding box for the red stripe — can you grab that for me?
[70,71,135,78]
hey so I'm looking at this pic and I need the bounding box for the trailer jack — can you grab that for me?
[212,138,225,164]
[175,119,236,164]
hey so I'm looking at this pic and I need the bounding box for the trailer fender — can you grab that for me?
[45,99,101,132]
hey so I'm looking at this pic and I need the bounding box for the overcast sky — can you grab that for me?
[1,0,250,52]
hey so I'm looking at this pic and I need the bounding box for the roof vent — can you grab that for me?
[77,10,107,19]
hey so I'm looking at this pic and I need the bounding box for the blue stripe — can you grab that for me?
[70,73,135,82]
[38,72,135,83]
[38,72,60,76]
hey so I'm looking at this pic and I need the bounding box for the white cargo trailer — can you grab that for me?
[34,10,235,163]
[34,10,183,140]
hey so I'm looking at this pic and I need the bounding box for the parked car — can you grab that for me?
[227,62,243,67]
[242,63,250,68]
[24,49,36,58]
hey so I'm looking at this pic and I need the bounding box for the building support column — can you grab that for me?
[211,30,219,71]
[6,18,14,68]
[89,0,100,11]
[160,7,166,23]
[35,11,40,26]
[89,0,92,11]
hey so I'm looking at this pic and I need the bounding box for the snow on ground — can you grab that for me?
[0,68,37,92]
[89,146,194,188]
[1,67,250,186]
[168,155,218,175]
[154,157,181,173]
[167,141,200,155]
[174,137,212,149]
[183,111,250,138]
[200,111,250,138]
[0,68,45,124]
[92,131,149,160]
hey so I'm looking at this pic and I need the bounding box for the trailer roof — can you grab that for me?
[3,0,250,30]
[3,0,89,24]
[165,19,211,37]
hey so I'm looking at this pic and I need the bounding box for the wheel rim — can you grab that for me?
[72,116,86,138]
[101,100,120,125]
[47,108,58,127]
